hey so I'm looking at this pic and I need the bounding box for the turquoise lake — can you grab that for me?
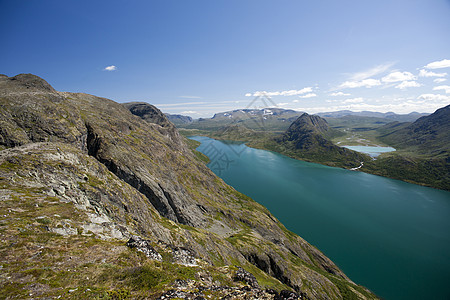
[343,145,396,157]
[191,136,450,300]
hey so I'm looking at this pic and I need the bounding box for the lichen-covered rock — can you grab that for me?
[126,236,162,261]
[275,290,300,300]
[172,247,197,266]
[235,267,260,288]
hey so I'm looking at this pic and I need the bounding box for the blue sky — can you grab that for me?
[1,0,450,117]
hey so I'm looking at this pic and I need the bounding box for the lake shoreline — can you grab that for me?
[184,132,449,191]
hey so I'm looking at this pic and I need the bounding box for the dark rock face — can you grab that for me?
[123,102,172,128]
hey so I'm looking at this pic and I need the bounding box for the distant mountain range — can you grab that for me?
[175,108,429,131]
[165,113,193,125]
[316,110,429,122]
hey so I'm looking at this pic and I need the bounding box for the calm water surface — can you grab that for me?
[343,145,396,157]
[191,136,450,300]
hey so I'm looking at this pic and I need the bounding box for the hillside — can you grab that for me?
[377,105,450,156]
[266,113,368,169]
[0,74,377,299]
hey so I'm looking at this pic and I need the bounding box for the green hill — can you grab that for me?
[377,105,450,156]
[265,113,368,169]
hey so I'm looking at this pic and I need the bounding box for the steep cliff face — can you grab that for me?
[0,74,377,299]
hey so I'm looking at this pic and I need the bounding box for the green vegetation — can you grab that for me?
[184,137,210,163]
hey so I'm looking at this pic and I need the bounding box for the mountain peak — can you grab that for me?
[123,102,173,128]
[289,113,330,135]
[7,73,56,92]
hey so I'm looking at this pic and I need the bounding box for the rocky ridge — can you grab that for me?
[0,74,378,299]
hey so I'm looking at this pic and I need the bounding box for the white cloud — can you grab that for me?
[418,93,450,101]
[433,85,450,94]
[246,87,313,97]
[434,78,447,83]
[349,62,394,81]
[154,101,207,107]
[424,59,450,69]
[298,93,317,98]
[395,81,422,90]
[330,92,350,96]
[343,97,364,103]
[339,79,381,89]
[294,99,446,115]
[104,65,117,71]
[277,102,289,106]
[292,100,299,103]
[180,111,199,114]
[381,71,416,83]
[419,69,447,77]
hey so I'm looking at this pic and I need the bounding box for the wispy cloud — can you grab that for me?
[104,65,117,71]
[395,81,422,90]
[245,87,313,97]
[349,62,394,81]
[180,110,199,114]
[418,93,450,101]
[433,85,450,94]
[434,78,447,83]
[295,99,445,114]
[343,97,364,103]
[339,79,381,89]
[382,71,416,83]
[419,69,447,77]
[154,101,207,107]
[179,95,202,99]
[424,59,450,69]
[330,92,350,96]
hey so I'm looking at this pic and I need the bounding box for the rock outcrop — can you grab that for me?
[0,74,378,299]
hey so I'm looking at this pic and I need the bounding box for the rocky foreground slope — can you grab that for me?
[0,74,377,299]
